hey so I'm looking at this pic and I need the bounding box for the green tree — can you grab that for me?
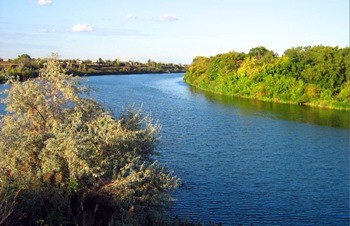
[14,54,32,67]
[84,59,92,64]
[0,54,179,225]
[248,46,277,62]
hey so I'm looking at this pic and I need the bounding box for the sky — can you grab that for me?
[0,0,349,64]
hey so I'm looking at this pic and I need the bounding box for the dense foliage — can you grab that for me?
[184,46,350,110]
[0,55,179,225]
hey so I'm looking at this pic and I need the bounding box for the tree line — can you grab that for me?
[0,54,188,82]
[184,45,350,110]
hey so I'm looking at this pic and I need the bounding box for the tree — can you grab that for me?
[112,58,120,66]
[98,57,104,64]
[84,59,92,64]
[0,54,179,225]
[14,54,32,67]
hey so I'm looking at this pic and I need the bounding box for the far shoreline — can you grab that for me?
[74,70,186,77]
[0,55,189,83]
[0,70,186,85]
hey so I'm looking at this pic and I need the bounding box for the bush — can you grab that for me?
[0,54,179,225]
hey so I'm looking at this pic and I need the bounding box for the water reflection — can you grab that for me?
[189,86,350,129]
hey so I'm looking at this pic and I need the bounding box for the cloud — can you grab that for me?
[38,28,56,33]
[124,13,178,22]
[158,14,178,21]
[38,28,49,33]
[72,24,94,32]
[95,28,147,37]
[126,13,137,20]
[37,0,52,6]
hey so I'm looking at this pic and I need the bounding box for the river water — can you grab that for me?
[86,73,349,225]
[3,73,349,225]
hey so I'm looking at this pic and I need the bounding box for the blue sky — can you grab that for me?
[0,0,348,63]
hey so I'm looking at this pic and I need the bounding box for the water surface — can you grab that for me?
[87,73,349,225]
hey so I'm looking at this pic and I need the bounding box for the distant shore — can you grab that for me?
[0,55,188,82]
[70,69,186,77]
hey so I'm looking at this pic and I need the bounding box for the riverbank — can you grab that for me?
[185,80,350,111]
[184,46,350,111]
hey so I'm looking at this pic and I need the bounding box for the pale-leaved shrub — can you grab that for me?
[0,54,179,225]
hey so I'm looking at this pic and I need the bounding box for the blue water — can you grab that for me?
[84,73,349,225]
[3,73,349,225]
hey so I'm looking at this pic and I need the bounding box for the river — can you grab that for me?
[86,73,349,225]
[3,73,349,225]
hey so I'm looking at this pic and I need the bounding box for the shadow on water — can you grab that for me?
[189,86,350,129]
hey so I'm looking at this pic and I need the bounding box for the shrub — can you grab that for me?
[0,54,179,225]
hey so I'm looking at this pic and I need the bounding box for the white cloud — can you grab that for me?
[37,0,52,6]
[158,14,178,21]
[124,13,178,22]
[38,28,56,33]
[38,28,49,33]
[72,24,94,32]
[126,13,136,20]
